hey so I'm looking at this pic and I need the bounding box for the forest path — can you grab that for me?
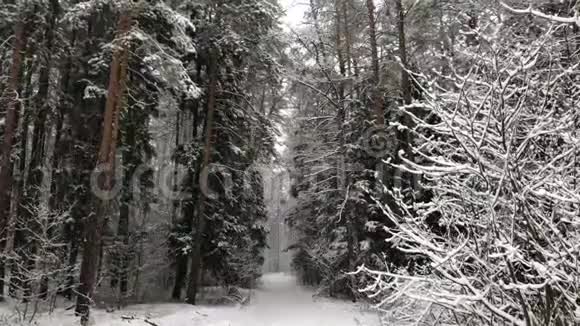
[17,273,378,325]
[157,273,378,326]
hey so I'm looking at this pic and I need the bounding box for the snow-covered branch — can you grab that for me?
[500,2,580,27]
[357,16,580,326]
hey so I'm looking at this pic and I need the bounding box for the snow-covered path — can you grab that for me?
[158,273,378,326]
[7,273,378,326]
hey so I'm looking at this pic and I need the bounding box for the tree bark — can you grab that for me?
[186,48,218,305]
[22,0,60,300]
[396,0,411,105]
[395,0,415,193]
[117,119,134,299]
[0,18,28,302]
[171,110,181,226]
[341,0,353,76]
[172,68,201,301]
[75,10,132,323]
[54,27,76,300]
[335,0,357,301]
[365,0,384,126]
[335,0,346,82]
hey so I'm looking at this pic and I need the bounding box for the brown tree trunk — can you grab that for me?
[75,10,132,323]
[186,48,218,305]
[0,19,28,302]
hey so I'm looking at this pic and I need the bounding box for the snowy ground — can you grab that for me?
[0,273,380,326]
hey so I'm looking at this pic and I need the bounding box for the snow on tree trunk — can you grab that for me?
[186,47,219,305]
[75,8,132,324]
[0,18,28,302]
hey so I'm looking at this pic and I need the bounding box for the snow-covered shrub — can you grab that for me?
[6,205,74,321]
[358,12,580,326]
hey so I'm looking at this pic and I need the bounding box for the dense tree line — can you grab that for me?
[286,0,438,300]
[285,0,580,324]
[0,0,284,323]
[1,0,580,325]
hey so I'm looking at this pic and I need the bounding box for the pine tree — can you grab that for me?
[0,9,28,302]
[75,7,132,323]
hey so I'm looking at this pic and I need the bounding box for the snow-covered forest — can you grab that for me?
[0,0,579,325]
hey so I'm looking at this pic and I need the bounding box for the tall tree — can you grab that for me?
[75,8,132,323]
[21,0,60,300]
[365,0,383,126]
[0,14,28,302]
[185,47,218,305]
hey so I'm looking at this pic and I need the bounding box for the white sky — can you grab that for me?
[281,0,308,28]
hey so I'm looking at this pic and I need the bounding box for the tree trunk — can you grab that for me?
[169,107,182,300]
[64,240,79,299]
[395,0,415,193]
[334,0,346,83]
[310,0,328,66]
[171,110,181,225]
[55,28,77,300]
[21,0,60,301]
[396,0,411,105]
[171,252,188,300]
[344,0,360,97]
[0,18,28,302]
[172,68,201,301]
[365,0,383,126]
[75,10,132,323]
[186,48,218,305]
[117,141,132,299]
[5,45,35,299]
[335,0,357,301]
[341,0,353,76]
